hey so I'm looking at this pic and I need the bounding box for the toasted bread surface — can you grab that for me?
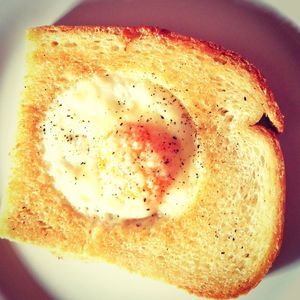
[0,26,285,299]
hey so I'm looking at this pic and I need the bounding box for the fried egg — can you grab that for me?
[42,73,203,219]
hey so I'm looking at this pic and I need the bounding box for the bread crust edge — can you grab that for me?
[0,25,286,299]
[29,25,284,133]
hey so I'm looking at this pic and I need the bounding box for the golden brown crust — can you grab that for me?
[237,126,285,296]
[211,126,286,299]
[0,26,285,299]
[184,126,285,300]
[31,25,284,133]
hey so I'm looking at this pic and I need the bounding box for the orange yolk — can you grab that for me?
[99,122,181,214]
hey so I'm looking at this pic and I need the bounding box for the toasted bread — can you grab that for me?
[0,26,285,299]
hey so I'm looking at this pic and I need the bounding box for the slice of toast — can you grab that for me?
[0,26,285,299]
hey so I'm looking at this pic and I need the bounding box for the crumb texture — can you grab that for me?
[0,26,285,299]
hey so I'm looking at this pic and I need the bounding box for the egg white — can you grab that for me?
[42,73,203,219]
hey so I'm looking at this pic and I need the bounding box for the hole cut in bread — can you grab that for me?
[0,26,285,299]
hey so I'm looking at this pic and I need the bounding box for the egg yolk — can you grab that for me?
[98,122,181,216]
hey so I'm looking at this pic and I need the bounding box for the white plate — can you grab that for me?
[1,0,300,299]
